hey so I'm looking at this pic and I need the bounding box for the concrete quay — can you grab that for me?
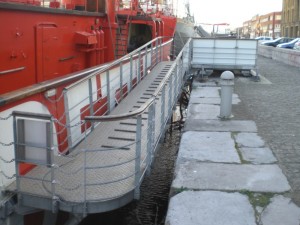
[165,56,300,225]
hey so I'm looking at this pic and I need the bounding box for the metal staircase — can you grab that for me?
[115,18,129,59]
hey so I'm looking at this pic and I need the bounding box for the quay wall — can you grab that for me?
[258,45,300,68]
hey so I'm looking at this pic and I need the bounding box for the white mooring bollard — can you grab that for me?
[219,71,234,119]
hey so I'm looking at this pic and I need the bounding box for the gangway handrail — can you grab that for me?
[84,53,179,122]
[64,36,173,91]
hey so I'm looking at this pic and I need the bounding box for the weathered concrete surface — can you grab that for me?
[260,195,300,225]
[187,104,220,120]
[234,132,265,148]
[166,55,300,225]
[189,96,240,105]
[240,147,277,164]
[190,87,220,98]
[165,191,256,225]
[178,131,240,163]
[184,119,257,132]
[172,162,290,193]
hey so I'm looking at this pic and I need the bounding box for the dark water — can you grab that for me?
[79,122,183,225]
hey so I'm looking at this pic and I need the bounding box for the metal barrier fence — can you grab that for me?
[10,37,191,214]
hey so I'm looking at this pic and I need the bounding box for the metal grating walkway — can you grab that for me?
[8,62,174,214]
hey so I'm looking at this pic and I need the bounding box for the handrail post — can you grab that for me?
[175,64,179,98]
[83,130,87,217]
[49,118,57,213]
[134,114,142,199]
[150,42,154,68]
[160,38,163,62]
[156,38,158,64]
[88,78,94,131]
[129,55,133,91]
[106,71,111,113]
[151,102,156,157]
[178,61,183,95]
[160,84,166,132]
[119,62,123,101]
[168,72,173,116]
[12,114,21,207]
[189,38,193,70]
[146,103,154,175]
[137,51,141,83]
[63,89,72,148]
[144,46,148,76]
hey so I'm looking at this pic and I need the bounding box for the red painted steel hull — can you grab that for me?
[0,0,176,204]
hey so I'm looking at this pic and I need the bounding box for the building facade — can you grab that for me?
[242,20,252,38]
[258,12,282,38]
[282,0,300,37]
[242,12,281,39]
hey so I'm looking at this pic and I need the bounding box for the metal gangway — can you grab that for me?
[2,37,191,223]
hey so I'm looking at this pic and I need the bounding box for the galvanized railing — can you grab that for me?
[63,37,168,149]
[9,37,192,214]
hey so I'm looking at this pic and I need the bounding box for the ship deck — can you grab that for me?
[7,62,173,214]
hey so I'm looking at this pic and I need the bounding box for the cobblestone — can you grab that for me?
[233,55,300,205]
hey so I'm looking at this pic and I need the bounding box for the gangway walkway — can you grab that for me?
[6,35,189,220]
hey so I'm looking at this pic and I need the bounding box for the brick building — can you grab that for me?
[242,12,281,39]
[282,0,300,37]
[258,12,282,38]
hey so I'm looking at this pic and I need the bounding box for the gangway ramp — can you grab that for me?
[8,61,180,215]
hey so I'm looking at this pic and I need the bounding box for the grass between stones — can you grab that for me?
[240,190,274,208]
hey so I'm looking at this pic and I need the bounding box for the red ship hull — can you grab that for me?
[0,1,176,223]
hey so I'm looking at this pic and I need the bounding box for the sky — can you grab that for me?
[186,0,283,31]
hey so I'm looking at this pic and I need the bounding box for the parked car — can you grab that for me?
[255,36,273,43]
[277,38,300,49]
[293,39,300,50]
[261,37,294,47]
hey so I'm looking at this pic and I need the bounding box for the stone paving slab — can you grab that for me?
[184,119,257,132]
[165,191,256,225]
[234,132,265,148]
[167,67,300,225]
[189,96,240,105]
[192,80,218,87]
[178,131,240,163]
[261,195,300,225]
[187,104,220,120]
[190,87,220,98]
[172,162,291,193]
[240,147,277,164]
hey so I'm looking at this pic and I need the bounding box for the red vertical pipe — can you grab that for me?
[106,0,116,24]
[100,28,105,64]
[96,27,101,64]
[88,26,97,67]
[105,0,117,61]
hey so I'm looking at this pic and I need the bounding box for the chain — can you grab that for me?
[53,119,85,128]
[44,91,65,103]
[0,114,12,120]
[0,141,14,147]
[0,171,16,180]
[0,156,15,163]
